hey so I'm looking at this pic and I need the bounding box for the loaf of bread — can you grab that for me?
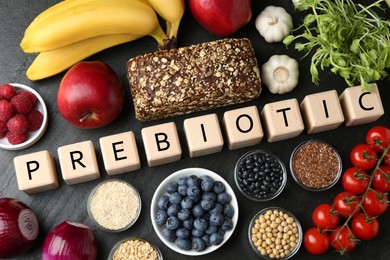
[127,38,262,122]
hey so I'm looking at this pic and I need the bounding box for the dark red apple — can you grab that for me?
[57,61,124,129]
[188,0,252,36]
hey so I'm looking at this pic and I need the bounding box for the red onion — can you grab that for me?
[42,221,97,260]
[0,197,39,258]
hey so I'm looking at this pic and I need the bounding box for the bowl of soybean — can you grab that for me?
[234,150,287,202]
[248,207,303,259]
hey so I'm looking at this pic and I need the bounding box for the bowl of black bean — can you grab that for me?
[234,150,287,202]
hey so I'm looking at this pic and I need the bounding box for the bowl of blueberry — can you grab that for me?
[151,168,239,256]
[234,150,287,202]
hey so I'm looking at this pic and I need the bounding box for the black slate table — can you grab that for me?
[1,0,389,259]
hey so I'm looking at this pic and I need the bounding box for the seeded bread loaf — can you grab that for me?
[127,38,262,122]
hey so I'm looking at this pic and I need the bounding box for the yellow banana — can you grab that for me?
[21,0,168,53]
[25,0,150,35]
[146,0,185,39]
[26,34,141,81]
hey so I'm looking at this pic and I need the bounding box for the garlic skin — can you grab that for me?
[261,55,299,94]
[255,6,293,43]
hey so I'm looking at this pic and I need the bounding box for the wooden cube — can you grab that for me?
[183,114,224,157]
[99,131,141,175]
[141,122,182,167]
[57,140,100,185]
[13,150,59,194]
[261,98,304,142]
[222,106,263,150]
[301,90,345,134]
[339,84,384,126]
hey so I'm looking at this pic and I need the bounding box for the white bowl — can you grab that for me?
[0,83,48,150]
[151,168,239,256]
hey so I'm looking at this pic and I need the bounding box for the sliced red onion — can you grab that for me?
[42,221,97,260]
[0,197,39,258]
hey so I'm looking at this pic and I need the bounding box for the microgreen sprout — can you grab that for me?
[284,0,390,91]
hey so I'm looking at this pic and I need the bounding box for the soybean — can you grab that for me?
[251,209,300,259]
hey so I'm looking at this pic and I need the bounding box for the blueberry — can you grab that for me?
[192,228,204,238]
[209,203,223,214]
[155,210,168,226]
[161,227,176,242]
[217,192,232,204]
[218,227,226,236]
[186,175,200,187]
[205,224,218,235]
[210,232,223,245]
[175,238,191,250]
[176,228,190,239]
[201,198,215,211]
[181,197,194,209]
[199,175,212,182]
[213,181,225,194]
[169,192,182,204]
[209,212,224,226]
[201,178,214,192]
[178,184,188,196]
[202,191,217,202]
[177,208,191,221]
[202,234,211,247]
[223,204,235,218]
[221,218,233,231]
[192,237,206,252]
[165,182,178,194]
[166,216,180,230]
[167,203,181,216]
[194,218,208,231]
[187,185,201,198]
[192,204,205,218]
[157,195,170,210]
[183,217,194,230]
[177,176,188,185]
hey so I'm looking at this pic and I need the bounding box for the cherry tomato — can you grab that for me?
[372,166,390,192]
[351,213,379,240]
[304,227,331,255]
[384,149,390,167]
[350,144,378,170]
[330,226,357,254]
[333,191,361,218]
[362,189,389,216]
[341,167,369,195]
[312,203,339,230]
[366,126,390,152]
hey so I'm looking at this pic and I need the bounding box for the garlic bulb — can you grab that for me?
[255,6,293,43]
[261,55,299,94]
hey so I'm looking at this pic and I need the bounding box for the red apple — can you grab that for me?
[188,0,252,36]
[57,61,124,129]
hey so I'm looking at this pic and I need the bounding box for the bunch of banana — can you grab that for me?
[21,0,185,81]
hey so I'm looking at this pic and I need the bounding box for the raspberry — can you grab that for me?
[0,84,16,101]
[19,91,38,107]
[27,109,43,132]
[0,100,15,121]
[7,131,28,145]
[7,114,29,134]
[0,131,6,139]
[11,94,33,115]
[0,119,7,132]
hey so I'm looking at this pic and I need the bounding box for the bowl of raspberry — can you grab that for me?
[151,168,239,256]
[0,83,48,150]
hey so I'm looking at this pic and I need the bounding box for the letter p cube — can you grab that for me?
[14,150,59,194]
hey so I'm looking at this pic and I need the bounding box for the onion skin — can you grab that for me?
[0,198,39,259]
[42,221,97,260]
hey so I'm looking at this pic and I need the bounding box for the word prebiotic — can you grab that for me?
[13,85,384,194]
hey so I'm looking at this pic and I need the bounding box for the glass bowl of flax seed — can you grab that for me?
[289,140,342,191]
